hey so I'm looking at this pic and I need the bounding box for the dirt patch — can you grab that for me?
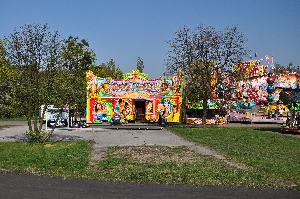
[110,146,202,164]
[90,145,108,166]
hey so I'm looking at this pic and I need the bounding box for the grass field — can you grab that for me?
[0,127,299,189]
[0,141,92,178]
[170,127,300,189]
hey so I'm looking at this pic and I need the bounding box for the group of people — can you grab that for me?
[267,108,285,120]
[286,112,300,128]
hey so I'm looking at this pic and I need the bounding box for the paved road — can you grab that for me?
[0,121,194,146]
[1,121,297,143]
[0,173,299,199]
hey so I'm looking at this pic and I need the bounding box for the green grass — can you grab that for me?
[0,141,266,187]
[1,128,299,189]
[0,141,92,178]
[170,127,300,189]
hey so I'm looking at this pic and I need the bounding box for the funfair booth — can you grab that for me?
[230,60,299,121]
[86,70,183,124]
[186,100,228,125]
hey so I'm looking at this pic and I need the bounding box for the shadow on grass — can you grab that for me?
[254,127,300,136]
[254,127,282,133]
[1,134,83,142]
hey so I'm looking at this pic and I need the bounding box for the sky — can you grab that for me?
[1,0,299,78]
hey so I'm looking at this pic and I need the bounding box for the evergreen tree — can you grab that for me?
[136,56,144,72]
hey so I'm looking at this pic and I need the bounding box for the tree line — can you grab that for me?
[0,24,124,130]
[0,24,146,124]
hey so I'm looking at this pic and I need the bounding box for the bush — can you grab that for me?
[25,130,53,143]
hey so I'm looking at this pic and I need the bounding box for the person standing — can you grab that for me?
[279,108,284,120]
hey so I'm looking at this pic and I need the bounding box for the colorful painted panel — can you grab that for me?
[187,99,226,110]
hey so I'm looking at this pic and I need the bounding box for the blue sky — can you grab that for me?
[1,0,299,77]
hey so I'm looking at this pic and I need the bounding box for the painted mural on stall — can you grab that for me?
[86,70,183,123]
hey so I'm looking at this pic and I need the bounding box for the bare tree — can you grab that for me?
[166,25,248,124]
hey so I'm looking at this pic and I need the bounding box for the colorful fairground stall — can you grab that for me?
[86,70,183,124]
[186,99,228,125]
[230,59,299,120]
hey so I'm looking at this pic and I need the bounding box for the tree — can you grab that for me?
[61,36,96,114]
[89,60,123,79]
[0,39,15,118]
[107,58,116,74]
[107,58,123,78]
[136,56,144,72]
[5,24,63,140]
[272,63,289,74]
[279,91,291,107]
[186,60,213,124]
[166,25,248,124]
[62,36,95,72]
[272,62,299,74]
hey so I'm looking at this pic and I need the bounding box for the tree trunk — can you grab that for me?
[180,90,187,124]
[38,105,46,131]
[202,98,208,126]
[27,117,33,132]
[33,116,39,132]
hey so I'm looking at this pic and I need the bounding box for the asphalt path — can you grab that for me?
[0,173,299,199]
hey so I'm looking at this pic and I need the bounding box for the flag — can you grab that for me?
[265,55,271,62]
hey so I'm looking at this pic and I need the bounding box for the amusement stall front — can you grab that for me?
[230,60,299,121]
[86,70,183,124]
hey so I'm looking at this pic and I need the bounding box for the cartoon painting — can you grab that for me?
[93,100,112,123]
